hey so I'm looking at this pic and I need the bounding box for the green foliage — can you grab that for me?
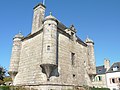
[90,87,110,90]
[0,86,25,90]
[0,86,9,90]
[0,66,6,84]
[0,86,38,90]
[3,77,12,82]
[0,80,4,85]
[10,86,28,90]
[83,85,110,90]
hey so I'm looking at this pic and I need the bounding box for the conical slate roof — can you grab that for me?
[85,37,94,44]
[44,12,58,22]
[14,32,24,39]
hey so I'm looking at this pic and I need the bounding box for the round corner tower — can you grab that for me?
[40,13,58,81]
[85,37,96,74]
[8,32,24,81]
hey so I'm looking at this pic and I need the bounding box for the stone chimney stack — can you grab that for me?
[104,59,110,71]
[31,3,46,34]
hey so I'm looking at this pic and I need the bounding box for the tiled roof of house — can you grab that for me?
[107,62,120,73]
[96,65,106,74]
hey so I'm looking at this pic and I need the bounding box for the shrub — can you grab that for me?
[0,86,9,90]
[91,87,110,90]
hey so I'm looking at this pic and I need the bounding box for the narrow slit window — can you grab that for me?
[71,32,74,40]
[73,74,76,78]
[71,52,75,65]
[47,45,50,51]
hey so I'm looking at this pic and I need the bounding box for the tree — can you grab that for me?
[0,66,6,84]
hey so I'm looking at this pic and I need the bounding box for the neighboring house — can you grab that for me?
[93,59,110,88]
[106,62,120,90]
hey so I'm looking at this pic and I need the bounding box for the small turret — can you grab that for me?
[40,13,58,81]
[85,37,94,45]
[85,37,96,75]
[9,32,24,81]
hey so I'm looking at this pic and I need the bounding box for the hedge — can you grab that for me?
[0,86,9,90]
[91,87,110,90]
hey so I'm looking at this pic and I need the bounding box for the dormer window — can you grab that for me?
[98,69,102,73]
[113,65,119,71]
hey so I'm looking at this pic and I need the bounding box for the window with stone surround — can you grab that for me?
[71,52,75,65]
[47,45,50,51]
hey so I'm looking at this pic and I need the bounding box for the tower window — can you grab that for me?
[73,74,76,78]
[48,24,51,26]
[47,45,50,51]
[71,52,75,65]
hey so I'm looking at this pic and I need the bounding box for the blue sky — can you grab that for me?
[0,0,120,71]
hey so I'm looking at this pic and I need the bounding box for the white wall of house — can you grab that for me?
[106,72,120,90]
[92,74,107,88]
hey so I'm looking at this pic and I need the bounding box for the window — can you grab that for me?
[112,78,115,83]
[118,78,120,83]
[113,88,116,90]
[98,69,102,73]
[48,24,51,26]
[73,74,76,78]
[98,76,102,81]
[95,77,98,81]
[47,45,50,51]
[113,64,119,71]
[71,53,75,65]
[71,32,74,40]
[113,67,118,71]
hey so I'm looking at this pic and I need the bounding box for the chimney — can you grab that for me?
[31,3,46,34]
[104,59,110,71]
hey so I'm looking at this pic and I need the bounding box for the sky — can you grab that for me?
[0,0,120,71]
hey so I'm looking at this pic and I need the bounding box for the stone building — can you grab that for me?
[9,2,96,90]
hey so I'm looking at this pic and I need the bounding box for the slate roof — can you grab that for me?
[107,62,120,73]
[96,65,106,74]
